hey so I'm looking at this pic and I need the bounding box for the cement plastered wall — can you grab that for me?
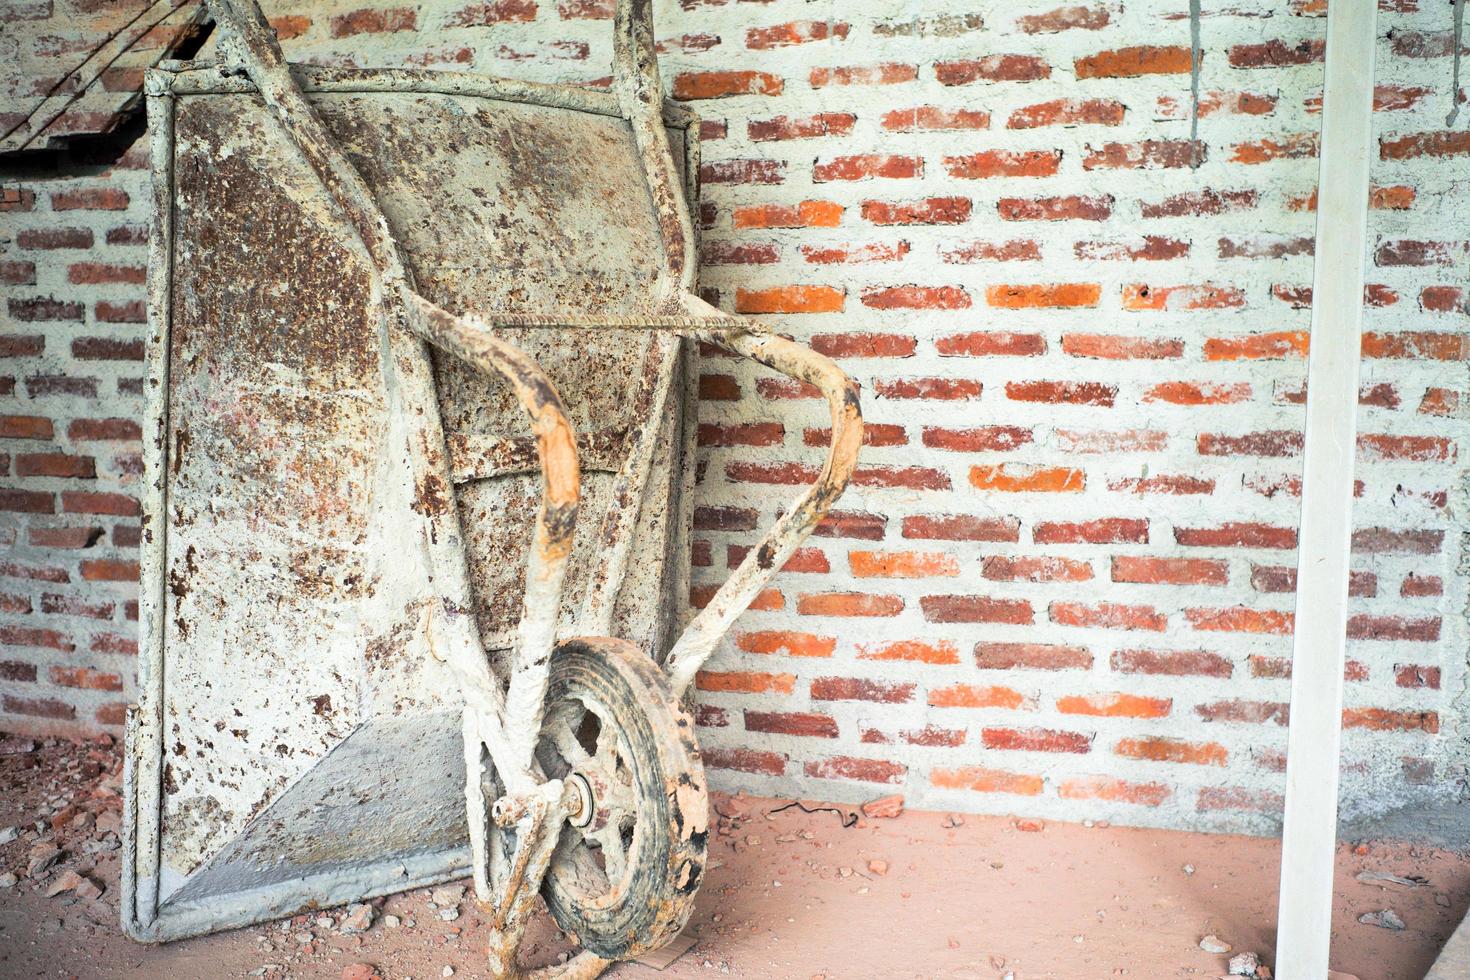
[2,0,1468,834]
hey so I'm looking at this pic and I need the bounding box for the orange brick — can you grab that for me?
[1058,692,1172,718]
[929,684,1030,710]
[931,766,1043,796]
[796,592,904,617]
[1123,283,1246,311]
[986,283,1100,308]
[1204,331,1309,361]
[735,630,836,658]
[1185,606,1294,635]
[970,464,1084,493]
[1075,46,1192,78]
[695,670,796,695]
[857,640,960,665]
[674,70,783,100]
[735,285,845,314]
[850,551,960,578]
[733,200,843,229]
[1059,776,1170,807]
[1115,736,1227,766]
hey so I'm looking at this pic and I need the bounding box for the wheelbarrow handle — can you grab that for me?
[202,0,581,786]
[661,295,864,698]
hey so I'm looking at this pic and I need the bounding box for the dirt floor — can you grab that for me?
[2,733,1467,980]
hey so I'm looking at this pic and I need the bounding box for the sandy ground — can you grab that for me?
[2,733,1467,980]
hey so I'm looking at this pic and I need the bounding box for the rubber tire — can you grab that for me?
[538,636,708,961]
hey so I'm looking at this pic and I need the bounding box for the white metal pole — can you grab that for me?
[1274,2,1377,978]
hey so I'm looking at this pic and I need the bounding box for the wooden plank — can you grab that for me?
[1272,2,1378,978]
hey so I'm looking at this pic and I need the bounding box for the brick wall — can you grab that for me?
[2,0,1467,833]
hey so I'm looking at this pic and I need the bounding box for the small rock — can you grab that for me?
[1183,864,1195,877]
[837,867,852,878]
[431,884,466,908]
[26,843,61,878]
[860,794,903,819]
[1014,819,1045,833]
[0,826,17,845]
[340,904,374,934]
[1358,909,1405,931]
[341,964,381,980]
[1229,951,1260,975]
[75,876,104,901]
[1200,935,1232,954]
[0,873,17,888]
[95,811,121,835]
[437,907,460,922]
[46,870,85,897]
[867,859,889,876]
[383,914,401,928]
[442,967,455,978]
[941,813,964,828]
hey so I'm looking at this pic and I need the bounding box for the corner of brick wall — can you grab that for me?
[2,0,1467,833]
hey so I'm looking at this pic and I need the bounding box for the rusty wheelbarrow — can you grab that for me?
[124,0,861,974]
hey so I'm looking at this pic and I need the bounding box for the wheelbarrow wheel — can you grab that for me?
[530,636,708,960]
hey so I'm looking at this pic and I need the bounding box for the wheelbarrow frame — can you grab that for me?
[125,0,862,972]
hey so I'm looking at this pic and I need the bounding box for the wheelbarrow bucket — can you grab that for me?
[124,61,701,942]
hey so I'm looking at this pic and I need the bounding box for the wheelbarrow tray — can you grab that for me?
[124,63,700,942]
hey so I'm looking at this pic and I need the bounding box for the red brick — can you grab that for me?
[862,725,966,748]
[1123,283,1246,311]
[702,159,784,185]
[1066,336,1186,363]
[1112,556,1227,586]
[1019,6,1111,33]
[1362,331,1464,360]
[1347,615,1439,642]
[1395,665,1440,690]
[806,423,907,448]
[1380,130,1470,160]
[936,332,1046,357]
[1058,692,1171,718]
[858,640,960,666]
[970,464,1084,493]
[1358,433,1454,463]
[903,514,1019,542]
[976,642,1090,671]
[703,747,786,776]
[1140,379,1246,402]
[1419,388,1459,416]
[1074,237,1190,262]
[1116,737,1227,766]
[877,378,982,401]
[815,511,887,540]
[2,695,76,720]
[811,676,915,703]
[49,666,122,691]
[989,284,1102,309]
[735,631,840,664]
[0,659,36,680]
[808,64,916,88]
[1111,648,1232,678]
[748,112,855,142]
[1075,46,1192,78]
[746,20,848,49]
[850,551,958,579]
[941,240,1043,263]
[735,285,843,314]
[984,727,1092,754]
[1060,777,1169,807]
[932,766,1043,796]
[1402,574,1442,597]
[702,241,779,266]
[881,106,989,131]
[1342,708,1438,733]
[17,227,93,249]
[39,593,113,619]
[727,545,827,573]
[696,670,795,695]
[797,592,904,617]
[1108,474,1216,495]
[1009,98,1124,129]
[936,56,1050,85]
[745,710,839,738]
[1185,606,1294,635]
[1420,286,1465,313]
[10,297,83,322]
[1034,518,1148,545]
[1231,133,1319,164]
[1005,379,1114,405]
[0,261,35,286]
[91,633,137,656]
[73,337,143,361]
[330,6,416,36]
[998,195,1111,221]
[1198,787,1283,814]
[803,756,906,784]
[921,595,1033,625]
[1198,430,1303,458]
[861,197,972,226]
[67,263,144,285]
[16,453,95,479]
[1,188,37,212]
[733,200,842,229]
[814,154,921,183]
[862,285,970,310]
[1051,601,1166,632]
[0,415,53,440]
[808,332,915,358]
[50,188,128,211]
[79,559,138,582]
[1141,189,1257,218]
[982,555,1092,583]
[1083,139,1203,170]
[929,685,1030,710]
[94,300,146,324]
[0,624,73,651]
[697,422,783,448]
[698,375,740,402]
[943,150,1061,180]
[1228,39,1325,68]
[1352,527,1443,555]
[922,426,1030,452]
[695,705,727,727]
[1203,334,1308,366]
[675,70,783,99]
[802,241,910,268]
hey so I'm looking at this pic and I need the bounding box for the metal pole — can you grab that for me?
[1273,2,1377,977]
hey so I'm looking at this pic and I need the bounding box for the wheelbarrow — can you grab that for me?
[122,1,862,975]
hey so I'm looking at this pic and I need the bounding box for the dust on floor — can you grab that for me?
[1,733,1466,979]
